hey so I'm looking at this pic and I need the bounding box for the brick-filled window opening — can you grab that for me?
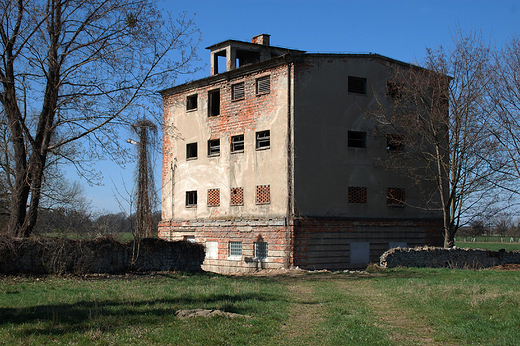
[387,188,405,206]
[348,76,367,95]
[348,186,367,204]
[348,131,366,148]
[208,89,220,117]
[186,142,197,159]
[256,75,270,94]
[186,191,197,207]
[207,188,220,207]
[231,134,244,152]
[256,185,271,205]
[387,134,404,151]
[186,94,197,110]
[208,139,220,156]
[254,242,268,259]
[229,241,242,257]
[230,187,244,206]
[256,130,270,149]
[232,82,245,100]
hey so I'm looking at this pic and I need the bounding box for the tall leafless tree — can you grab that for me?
[375,28,508,247]
[0,0,200,237]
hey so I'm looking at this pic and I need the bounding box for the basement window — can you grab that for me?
[186,142,197,160]
[208,89,220,117]
[387,134,404,151]
[256,76,270,95]
[186,94,197,111]
[232,82,245,100]
[186,191,197,207]
[208,139,220,156]
[207,188,220,207]
[230,187,244,206]
[387,188,405,206]
[348,131,366,148]
[256,130,270,150]
[348,76,367,95]
[348,186,367,204]
[254,242,268,259]
[231,134,244,153]
[229,241,242,257]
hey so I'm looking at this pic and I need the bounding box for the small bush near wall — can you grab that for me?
[380,246,520,269]
[0,236,205,275]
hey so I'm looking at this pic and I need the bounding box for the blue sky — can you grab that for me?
[77,0,520,214]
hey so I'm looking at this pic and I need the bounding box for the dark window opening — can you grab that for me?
[208,89,220,117]
[348,131,366,148]
[186,191,197,207]
[232,82,245,100]
[387,134,404,151]
[186,142,197,159]
[208,139,220,156]
[236,49,261,67]
[256,130,270,149]
[348,76,367,95]
[387,188,405,206]
[186,94,197,110]
[215,52,227,74]
[256,76,270,94]
[348,186,367,204]
[231,134,244,152]
[387,81,402,100]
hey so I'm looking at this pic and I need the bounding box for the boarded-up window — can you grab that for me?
[206,241,218,259]
[207,188,220,207]
[348,186,367,204]
[348,76,366,95]
[256,76,270,94]
[387,188,405,206]
[232,82,245,100]
[230,187,244,206]
[256,185,271,205]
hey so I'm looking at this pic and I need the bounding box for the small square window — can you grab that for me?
[254,242,268,259]
[231,134,244,153]
[208,139,220,156]
[348,76,367,95]
[387,188,405,206]
[208,89,220,117]
[230,187,244,206]
[232,82,245,100]
[186,94,197,110]
[348,186,367,204]
[207,188,220,207]
[229,241,242,257]
[186,142,197,159]
[186,191,197,207]
[348,131,366,148]
[387,134,404,151]
[256,130,270,150]
[256,76,270,94]
[256,185,271,205]
[387,81,402,100]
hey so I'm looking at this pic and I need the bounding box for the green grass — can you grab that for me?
[455,241,520,251]
[1,269,520,345]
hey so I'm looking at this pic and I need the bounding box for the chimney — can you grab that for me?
[251,34,270,46]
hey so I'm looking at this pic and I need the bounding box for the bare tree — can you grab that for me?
[0,0,200,237]
[375,28,507,247]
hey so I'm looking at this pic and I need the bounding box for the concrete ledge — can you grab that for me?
[380,246,520,269]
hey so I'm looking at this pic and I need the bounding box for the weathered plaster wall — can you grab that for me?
[380,246,520,269]
[292,56,442,220]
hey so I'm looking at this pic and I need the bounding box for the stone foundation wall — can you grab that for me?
[380,246,520,269]
[0,236,205,275]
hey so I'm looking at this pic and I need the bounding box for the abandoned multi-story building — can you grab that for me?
[158,34,444,273]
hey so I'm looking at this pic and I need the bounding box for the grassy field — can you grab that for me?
[1,268,520,345]
[455,241,520,251]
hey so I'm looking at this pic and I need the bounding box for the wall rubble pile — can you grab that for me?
[380,246,520,269]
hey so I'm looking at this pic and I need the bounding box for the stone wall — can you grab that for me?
[380,246,520,269]
[0,236,205,275]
